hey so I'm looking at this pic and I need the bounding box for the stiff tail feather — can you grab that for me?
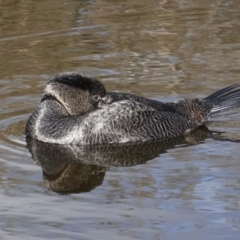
[204,84,240,118]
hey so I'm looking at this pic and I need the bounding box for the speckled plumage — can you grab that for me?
[25,73,240,145]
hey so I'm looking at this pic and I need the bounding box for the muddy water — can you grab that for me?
[1,0,240,239]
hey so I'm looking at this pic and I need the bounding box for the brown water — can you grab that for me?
[1,0,240,239]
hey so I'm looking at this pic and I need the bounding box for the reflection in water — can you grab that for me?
[26,126,229,194]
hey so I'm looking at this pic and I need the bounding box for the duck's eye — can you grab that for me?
[91,95,100,103]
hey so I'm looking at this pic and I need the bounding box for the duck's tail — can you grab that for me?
[204,84,240,119]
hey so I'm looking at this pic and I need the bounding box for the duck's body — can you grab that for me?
[26,73,240,145]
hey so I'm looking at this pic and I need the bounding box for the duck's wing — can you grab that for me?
[76,100,196,144]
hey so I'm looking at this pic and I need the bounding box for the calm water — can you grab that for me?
[1,0,240,239]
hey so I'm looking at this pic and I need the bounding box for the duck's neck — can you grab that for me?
[26,98,83,144]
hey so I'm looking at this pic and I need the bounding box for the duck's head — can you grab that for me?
[43,72,110,116]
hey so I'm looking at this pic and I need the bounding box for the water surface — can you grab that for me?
[1,0,240,239]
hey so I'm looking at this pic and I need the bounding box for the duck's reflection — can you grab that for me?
[26,126,220,194]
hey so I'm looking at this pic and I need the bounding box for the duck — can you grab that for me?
[25,72,240,145]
